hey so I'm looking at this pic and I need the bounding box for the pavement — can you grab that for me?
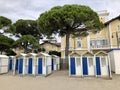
[0,70,120,90]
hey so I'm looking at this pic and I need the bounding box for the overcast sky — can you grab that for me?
[0,0,120,22]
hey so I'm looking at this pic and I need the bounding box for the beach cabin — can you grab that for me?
[15,53,27,75]
[26,53,37,75]
[69,52,82,77]
[0,55,9,74]
[52,55,60,71]
[36,53,52,76]
[95,51,111,77]
[9,56,15,71]
[109,49,120,74]
[82,51,95,76]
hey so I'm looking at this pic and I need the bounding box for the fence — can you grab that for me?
[60,58,69,70]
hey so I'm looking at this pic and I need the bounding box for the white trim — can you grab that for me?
[87,35,90,51]
[87,56,94,76]
[69,56,71,76]
[75,48,88,50]
[95,51,108,56]
[108,54,112,78]
[82,51,94,56]
[13,58,16,75]
[81,55,83,77]
[94,55,97,77]
[23,57,25,75]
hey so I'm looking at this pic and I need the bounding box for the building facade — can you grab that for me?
[40,41,61,53]
[61,10,120,59]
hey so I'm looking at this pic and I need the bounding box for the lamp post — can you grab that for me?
[22,40,30,53]
[112,32,119,48]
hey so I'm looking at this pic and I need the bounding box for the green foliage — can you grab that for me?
[13,35,39,49]
[5,24,16,34]
[14,19,42,40]
[6,49,16,56]
[33,48,46,53]
[49,51,61,57]
[38,48,46,52]
[0,16,12,29]
[0,35,15,54]
[37,4,104,60]
[37,4,104,37]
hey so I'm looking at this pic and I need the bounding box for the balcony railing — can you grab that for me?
[90,45,110,49]
[90,39,109,49]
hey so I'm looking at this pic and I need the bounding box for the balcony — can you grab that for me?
[90,45,110,49]
[90,39,110,49]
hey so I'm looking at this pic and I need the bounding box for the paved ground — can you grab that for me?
[0,70,120,90]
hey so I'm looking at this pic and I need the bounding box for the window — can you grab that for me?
[118,37,120,45]
[90,39,107,48]
[118,25,120,31]
[90,40,96,48]
[76,40,81,48]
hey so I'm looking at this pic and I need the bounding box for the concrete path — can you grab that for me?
[0,70,120,90]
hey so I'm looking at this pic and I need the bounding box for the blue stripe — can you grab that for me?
[82,57,88,75]
[70,58,76,75]
[28,58,32,74]
[96,57,101,75]
[18,58,23,74]
[38,58,42,74]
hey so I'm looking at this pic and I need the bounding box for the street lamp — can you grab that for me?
[112,32,119,48]
[22,40,30,53]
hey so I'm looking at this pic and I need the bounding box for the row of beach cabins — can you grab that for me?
[0,49,120,78]
[0,53,60,76]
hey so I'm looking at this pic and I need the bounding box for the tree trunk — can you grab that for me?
[64,33,70,69]
[1,51,3,54]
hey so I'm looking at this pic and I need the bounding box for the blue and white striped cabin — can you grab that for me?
[36,53,52,76]
[51,55,60,71]
[95,51,111,78]
[14,53,27,75]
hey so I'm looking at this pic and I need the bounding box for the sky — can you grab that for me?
[0,0,120,42]
[0,0,120,22]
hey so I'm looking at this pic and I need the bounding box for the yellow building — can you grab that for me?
[61,10,120,59]
[40,41,61,53]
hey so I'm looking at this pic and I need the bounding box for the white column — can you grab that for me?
[81,55,83,77]
[94,55,97,77]
[69,56,70,76]
[108,54,112,78]
[13,58,16,75]
[33,56,36,76]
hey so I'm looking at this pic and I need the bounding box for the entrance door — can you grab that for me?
[70,57,76,75]
[96,57,101,75]
[82,57,88,75]
[15,59,18,71]
[9,60,12,70]
[52,58,54,71]
[28,58,32,74]
[38,58,42,74]
[88,57,94,76]
[18,58,23,74]
[101,57,108,76]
